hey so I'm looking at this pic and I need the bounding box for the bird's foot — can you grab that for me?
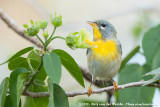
[88,86,93,96]
[113,81,118,91]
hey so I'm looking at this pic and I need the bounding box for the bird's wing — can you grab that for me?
[117,40,122,55]
[86,48,91,55]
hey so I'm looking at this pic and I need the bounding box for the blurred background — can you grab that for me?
[0,0,160,106]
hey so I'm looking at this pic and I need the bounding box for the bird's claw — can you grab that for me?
[88,86,93,96]
[113,81,118,91]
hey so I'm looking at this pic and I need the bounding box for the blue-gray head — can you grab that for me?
[87,20,117,40]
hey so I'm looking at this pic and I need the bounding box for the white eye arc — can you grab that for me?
[100,26,106,29]
[100,24,106,29]
[101,24,106,27]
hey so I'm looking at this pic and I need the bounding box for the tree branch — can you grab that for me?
[22,80,160,98]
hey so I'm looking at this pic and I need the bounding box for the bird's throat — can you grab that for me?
[93,27,102,40]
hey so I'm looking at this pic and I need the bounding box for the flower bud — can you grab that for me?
[50,13,62,27]
[66,29,93,49]
[38,20,48,30]
[43,30,49,38]
[26,26,39,37]
[23,20,40,37]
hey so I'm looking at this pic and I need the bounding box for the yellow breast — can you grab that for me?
[91,40,118,60]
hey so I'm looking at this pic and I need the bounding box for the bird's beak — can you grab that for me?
[87,21,98,27]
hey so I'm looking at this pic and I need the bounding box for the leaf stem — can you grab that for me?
[32,82,48,88]
[27,58,34,73]
[138,51,144,55]
[48,27,57,41]
[47,27,57,46]
[51,36,66,40]
[33,49,41,56]
[23,55,43,94]
[44,37,48,52]
[36,35,45,45]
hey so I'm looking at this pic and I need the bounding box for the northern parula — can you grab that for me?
[86,20,122,96]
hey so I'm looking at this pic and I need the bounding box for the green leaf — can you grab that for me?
[144,67,160,76]
[9,68,30,107]
[152,49,160,69]
[0,77,9,107]
[24,97,49,107]
[117,64,155,105]
[23,24,28,28]
[24,79,49,107]
[143,67,160,85]
[52,49,85,87]
[43,53,61,84]
[8,57,26,70]
[48,78,54,107]
[24,85,49,107]
[48,78,69,107]
[34,67,47,82]
[27,50,41,63]
[120,46,140,71]
[142,25,160,65]
[0,47,34,65]
[142,64,152,81]
[8,50,41,71]
[4,95,13,107]
[8,57,39,71]
[27,50,47,81]
[30,20,34,25]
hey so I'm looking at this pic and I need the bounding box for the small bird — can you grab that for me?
[85,20,122,96]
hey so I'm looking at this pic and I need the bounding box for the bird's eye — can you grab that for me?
[101,24,106,27]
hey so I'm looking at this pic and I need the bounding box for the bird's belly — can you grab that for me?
[87,52,121,80]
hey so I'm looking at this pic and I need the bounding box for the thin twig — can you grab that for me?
[22,80,160,98]
[36,34,45,45]
[27,58,34,73]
